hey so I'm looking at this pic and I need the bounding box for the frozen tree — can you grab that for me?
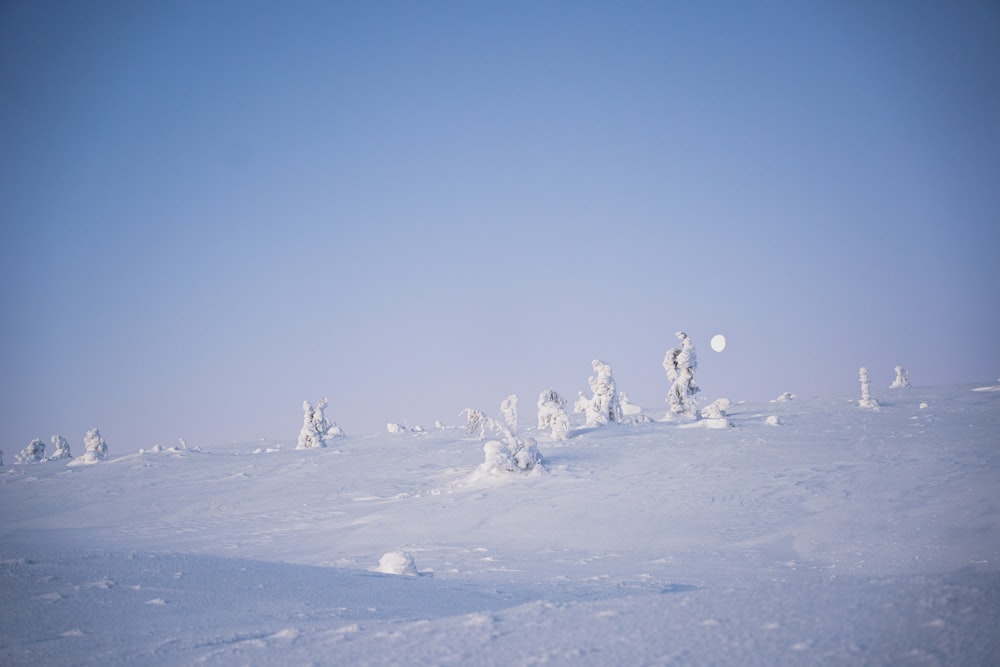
[664,332,700,420]
[297,398,344,450]
[464,400,544,475]
[890,365,910,389]
[85,428,108,460]
[858,367,880,409]
[69,428,108,466]
[49,434,72,460]
[297,400,325,449]
[536,389,570,440]
[15,438,46,463]
[0,449,4,466]
[462,408,492,441]
[583,359,623,427]
[478,437,543,476]
[500,394,519,435]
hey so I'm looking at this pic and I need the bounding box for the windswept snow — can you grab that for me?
[1,383,998,665]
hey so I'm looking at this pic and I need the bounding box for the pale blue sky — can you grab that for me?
[2,1,998,448]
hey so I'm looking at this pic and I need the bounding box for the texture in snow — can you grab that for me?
[1,383,998,665]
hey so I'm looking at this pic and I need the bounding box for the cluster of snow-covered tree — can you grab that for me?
[4,429,108,467]
[6,338,915,471]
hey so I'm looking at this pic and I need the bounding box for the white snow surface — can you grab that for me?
[2,383,998,666]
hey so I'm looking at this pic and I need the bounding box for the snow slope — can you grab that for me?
[2,383,998,665]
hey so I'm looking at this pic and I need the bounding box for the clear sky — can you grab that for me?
[2,1,998,449]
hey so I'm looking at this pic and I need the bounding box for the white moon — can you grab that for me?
[710,334,727,352]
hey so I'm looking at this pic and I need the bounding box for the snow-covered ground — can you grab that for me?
[2,383,998,665]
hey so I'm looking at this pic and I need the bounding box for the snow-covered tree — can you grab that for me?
[49,434,72,460]
[68,428,108,466]
[858,367,880,409]
[15,438,45,464]
[297,398,344,450]
[0,449,4,465]
[464,399,544,475]
[583,359,623,427]
[462,408,491,441]
[85,428,108,460]
[536,389,570,440]
[664,331,700,420]
[478,437,543,476]
[500,394,519,435]
[890,365,910,389]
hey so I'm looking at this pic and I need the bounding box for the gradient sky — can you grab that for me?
[2,1,998,449]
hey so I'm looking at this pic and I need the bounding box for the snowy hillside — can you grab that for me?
[2,383,998,665]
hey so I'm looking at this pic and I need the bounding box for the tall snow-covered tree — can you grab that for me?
[536,389,570,440]
[584,359,623,427]
[890,365,910,389]
[664,331,700,419]
[297,398,344,450]
[49,434,72,460]
[858,367,880,409]
[15,438,45,463]
[500,394,519,435]
[68,428,108,465]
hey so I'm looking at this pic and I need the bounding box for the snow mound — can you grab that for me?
[375,550,418,576]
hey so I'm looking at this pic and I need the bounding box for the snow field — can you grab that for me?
[1,383,998,665]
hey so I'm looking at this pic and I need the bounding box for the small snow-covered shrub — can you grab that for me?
[700,398,731,419]
[15,438,45,464]
[49,434,72,460]
[582,359,623,427]
[620,392,641,417]
[465,399,545,475]
[297,398,344,449]
[375,550,418,576]
[619,392,650,424]
[771,392,797,403]
[536,389,570,440]
[765,415,782,426]
[858,367,880,410]
[890,365,910,389]
[69,428,108,466]
[479,438,543,475]
[664,332,699,420]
